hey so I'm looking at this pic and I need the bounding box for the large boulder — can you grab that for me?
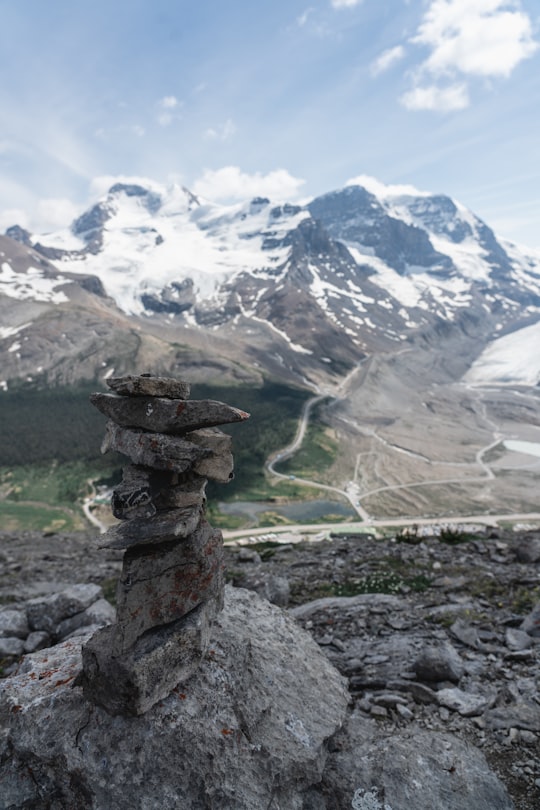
[0,587,349,810]
[320,712,514,810]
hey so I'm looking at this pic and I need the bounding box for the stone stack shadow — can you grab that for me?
[80,374,249,715]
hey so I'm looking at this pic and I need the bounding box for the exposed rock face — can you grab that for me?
[0,584,114,659]
[0,587,350,810]
[322,715,513,810]
[2,525,539,807]
[225,530,540,809]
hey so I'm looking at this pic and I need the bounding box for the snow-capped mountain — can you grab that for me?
[2,178,540,390]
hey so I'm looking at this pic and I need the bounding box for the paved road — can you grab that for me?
[222,512,540,541]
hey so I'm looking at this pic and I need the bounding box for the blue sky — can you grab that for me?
[0,0,539,246]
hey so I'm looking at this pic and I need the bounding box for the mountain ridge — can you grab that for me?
[2,176,539,393]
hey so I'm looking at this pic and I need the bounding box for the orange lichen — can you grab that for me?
[38,668,60,680]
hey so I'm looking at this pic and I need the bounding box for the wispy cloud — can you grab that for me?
[346,174,431,197]
[156,95,182,127]
[204,119,237,141]
[401,82,469,111]
[330,0,362,8]
[192,166,305,202]
[297,7,314,27]
[0,208,30,231]
[396,0,539,111]
[89,175,164,199]
[160,96,179,109]
[35,198,80,231]
[370,45,406,76]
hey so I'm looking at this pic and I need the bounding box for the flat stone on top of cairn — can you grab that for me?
[90,392,250,435]
[81,373,249,716]
[106,373,191,399]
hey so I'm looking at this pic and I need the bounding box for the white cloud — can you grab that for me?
[89,175,164,198]
[192,166,305,202]
[400,82,470,111]
[0,208,29,232]
[204,119,237,141]
[159,95,179,109]
[0,198,80,234]
[346,174,432,198]
[399,0,539,113]
[34,198,80,231]
[413,0,539,79]
[156,95,182,127]
[298,7,314,26]
[331,0,362,7]
[132,125,145,137]
[370,45,406,76]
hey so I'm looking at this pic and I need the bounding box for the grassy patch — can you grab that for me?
[438,527,478,545]
[291,569,432,601]
[191,380,310,500]
[0,501,83,532]
[0,459,120,507]
[277,423,339,481]
[100,577,118,606]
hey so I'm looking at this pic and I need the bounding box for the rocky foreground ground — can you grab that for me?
[1,523,540,809]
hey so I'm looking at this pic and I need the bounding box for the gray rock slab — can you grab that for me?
[81,596,221,715]
[520,601,540,637]
[290,593,402,621]
[485,701,540,732]
[322,714,514,810]
[99,504,203,550]
[55,598,116,641]
[0,587,349,809]
[25,584,103,633]
[0,637,24,657]
[111,466,207,520]
[23,631,51,653]
[384,679,438,706]
[515,534,540,563]
[505,627,532,651]
[0,608,29,639]
[450,618,483,649]
[101,421,210,473]
[414,641,464,684]
[106,374,191,399]
[113,521,224,651]
[91,392,249,434]
[436,687,493,717]
[186,427,235,483]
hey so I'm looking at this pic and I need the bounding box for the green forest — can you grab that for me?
[0,380,311,528]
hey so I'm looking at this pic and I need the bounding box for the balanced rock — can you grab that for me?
[106,373,191,399]
[113,522,224,651]
[101,422,210,473]
[91,392,249,435]
[83,375,249,716]
[100,504,203,549]
[81,596,221,715]
[187,427,235,483]
[111,467,207,520]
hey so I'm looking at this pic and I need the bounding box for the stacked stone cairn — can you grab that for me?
[80,373,249,716]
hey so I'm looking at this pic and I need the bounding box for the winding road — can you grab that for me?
[262,359,540,534]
